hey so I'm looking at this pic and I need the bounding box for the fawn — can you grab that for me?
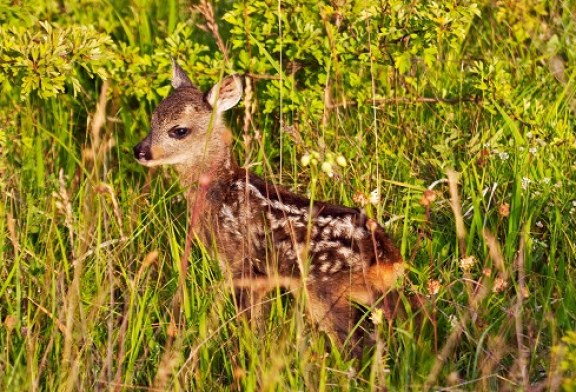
[134,60,406,355]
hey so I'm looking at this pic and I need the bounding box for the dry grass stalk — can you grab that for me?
[424,175,510,390]
[83,80,115,175]
[193,0,229,63]
[112,301,131,392]
[91,80,108,154]
[29,298,69,337]
[480,334,508,391]
[94,183,126,239]
[447,170,467,257]
[514,236,529,389]
[423,311,471,391]
[6,210,19,256]
[243,75,254,136]
[60,81,112,389]
[482,229,507,280]
[152,339,184,391]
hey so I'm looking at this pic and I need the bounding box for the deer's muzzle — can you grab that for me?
[133,137,153,162]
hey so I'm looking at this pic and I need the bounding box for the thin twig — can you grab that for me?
[28,298,70,337]
[246,72,282,80]
[327,95,481,109]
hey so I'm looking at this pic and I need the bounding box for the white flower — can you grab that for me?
[521,177,531,190]
[370,308,384,325]
[369,189,380,205]
[347,366,357,379]
[542,177,551,185]
[529,147,537,154]
[301,153,311,167]
[536,221,544,228]
[321,161,333,177]
[448,314,459,329]
[336,155,347,167]
[499,152,509,160]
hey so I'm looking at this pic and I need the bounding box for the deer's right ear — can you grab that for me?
[206,74,243,113]
[171,58,193,89]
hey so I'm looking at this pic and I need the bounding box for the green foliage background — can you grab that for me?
[1,0,576,390]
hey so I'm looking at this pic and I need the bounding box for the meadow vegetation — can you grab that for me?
[1,0,576,390]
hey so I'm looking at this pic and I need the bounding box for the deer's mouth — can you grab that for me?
[133,143,191,167]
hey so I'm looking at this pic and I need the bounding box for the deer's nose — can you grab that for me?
[133,142,151,161]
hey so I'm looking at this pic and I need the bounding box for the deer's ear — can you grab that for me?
[171,58,193,89]
[206,74,243,113]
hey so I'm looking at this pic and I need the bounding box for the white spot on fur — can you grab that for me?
[346,255,362,267]
[220,204,235,220]
[219,204,241,237]
[330,261,342,274]
[243,182,307,215]
[337,247,353,258]
[312,240,341,252]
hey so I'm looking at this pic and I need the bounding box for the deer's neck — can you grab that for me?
[175,149,238,189]
[177,149,239,239]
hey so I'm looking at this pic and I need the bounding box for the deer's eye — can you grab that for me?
[169,127,191,139]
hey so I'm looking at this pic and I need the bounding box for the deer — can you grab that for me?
[133,60,407,356]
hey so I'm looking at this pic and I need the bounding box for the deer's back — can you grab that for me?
[204,169,401,281]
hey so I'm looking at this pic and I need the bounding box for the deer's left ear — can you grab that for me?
[171,58,194,89]
[206,74,243,113]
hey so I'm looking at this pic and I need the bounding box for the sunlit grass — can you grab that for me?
[1,0,576,391]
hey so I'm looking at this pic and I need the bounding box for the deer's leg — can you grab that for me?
[306,284,366,358]
[233,286,268,326]
[378,290,403,320]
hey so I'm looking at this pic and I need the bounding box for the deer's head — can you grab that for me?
[134,60,242,182]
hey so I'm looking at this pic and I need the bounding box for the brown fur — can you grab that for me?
[133,61,407,356]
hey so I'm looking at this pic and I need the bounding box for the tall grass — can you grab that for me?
[1,0,575,390]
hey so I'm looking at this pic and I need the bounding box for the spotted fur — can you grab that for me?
[134,61,406,356]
